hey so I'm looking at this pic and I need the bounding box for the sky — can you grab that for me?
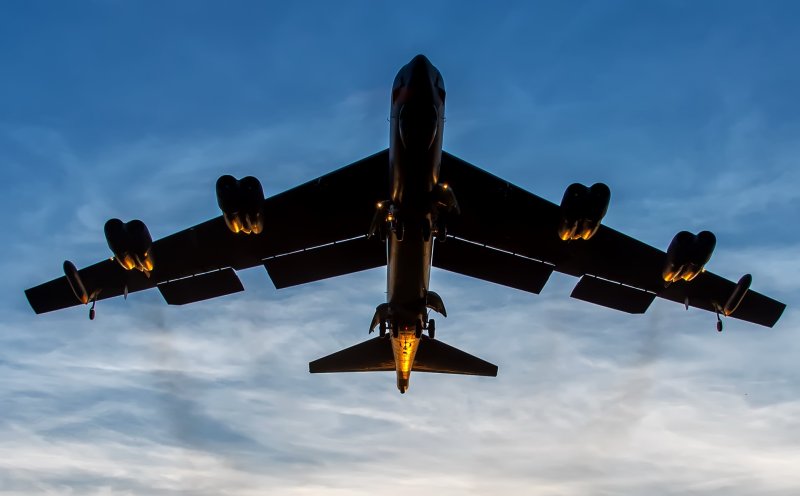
[1,1,799,494]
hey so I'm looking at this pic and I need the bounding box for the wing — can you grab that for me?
[26,150,390,314]
[435,152,785,328]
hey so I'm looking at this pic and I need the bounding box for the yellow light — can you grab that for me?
[391,328,420,388]
[377,202,383,208]
[121,254,136,271]
[442,183,449,190]
[387,213,394,222]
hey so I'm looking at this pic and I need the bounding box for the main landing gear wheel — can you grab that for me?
[428,318,435,339]
[379,321,387,338]
[415,319,423,338]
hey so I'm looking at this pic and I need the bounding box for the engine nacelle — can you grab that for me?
[104,218,154,273]
[557,183,610,241]
[216,175,265,234]
[662,230,716,283]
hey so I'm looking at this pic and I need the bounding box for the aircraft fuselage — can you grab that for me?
[386,55,446,393]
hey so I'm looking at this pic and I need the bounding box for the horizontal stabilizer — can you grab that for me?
[309,336,394,373]
[414,336,498,376]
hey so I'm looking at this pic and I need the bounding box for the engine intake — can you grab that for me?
[557,183,610,241]
[662,230,716,283]
[104,218,154,273]
[216,175,265,234]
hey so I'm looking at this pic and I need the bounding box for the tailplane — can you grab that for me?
[309,336,394,373]
[413,335,497,376]
[309,335,497,378]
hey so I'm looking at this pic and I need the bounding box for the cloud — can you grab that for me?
[3,260,799,495]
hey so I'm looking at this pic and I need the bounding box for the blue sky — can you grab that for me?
[1,1,799,494]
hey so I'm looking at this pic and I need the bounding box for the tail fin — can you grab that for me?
[414,335,497,376]
[309,336,394,373]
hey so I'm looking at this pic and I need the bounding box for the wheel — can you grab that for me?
[414,319,423,338]
[379,321,386,338]
[428,318,435,339]
[395,221,405,241]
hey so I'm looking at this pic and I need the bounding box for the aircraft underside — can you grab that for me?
[24,54,785,394]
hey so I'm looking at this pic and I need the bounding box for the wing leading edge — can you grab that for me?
[25,150,390,314]
[437,151,785,328]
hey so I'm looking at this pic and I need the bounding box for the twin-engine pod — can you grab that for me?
[557,183,611,241]
[216,175,265,234]
[662,230,716,283]
[104,218,154,273]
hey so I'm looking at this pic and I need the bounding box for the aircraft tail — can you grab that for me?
[309,335,497,377]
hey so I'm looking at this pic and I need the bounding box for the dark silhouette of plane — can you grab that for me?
[25,55,785,393]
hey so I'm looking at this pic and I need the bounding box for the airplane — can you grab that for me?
[25,54,786,394]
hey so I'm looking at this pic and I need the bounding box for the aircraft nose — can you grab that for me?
[407,54,434,86]
[409,54,432,68]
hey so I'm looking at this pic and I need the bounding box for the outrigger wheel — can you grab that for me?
[428,318,436,339]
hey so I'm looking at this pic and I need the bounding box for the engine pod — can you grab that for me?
[662,230,716,283]
[216,175,265,234]
[104,218,154,272]
[558,182,610,241]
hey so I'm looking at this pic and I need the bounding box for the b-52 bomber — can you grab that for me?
[25,55,785,393]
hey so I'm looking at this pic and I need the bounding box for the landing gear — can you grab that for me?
[89,298,96,320]
[415,319,423,338]
[716,312,723,332]
[428,318,436,339]
[379,320,386,338]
